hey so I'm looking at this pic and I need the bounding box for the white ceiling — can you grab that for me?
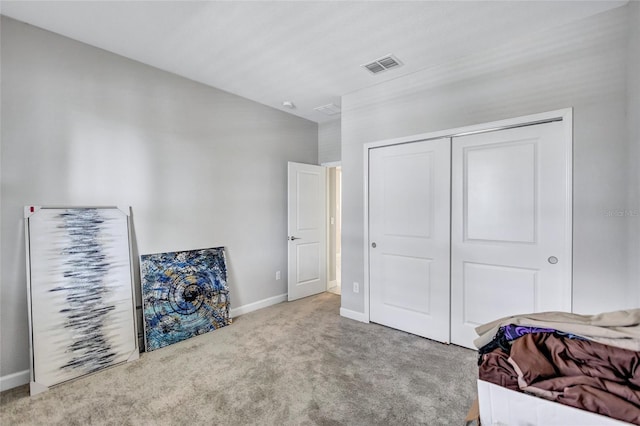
[0,1,628,124]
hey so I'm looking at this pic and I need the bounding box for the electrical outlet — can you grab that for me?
[276,270,281,280]
[353,282,359,293]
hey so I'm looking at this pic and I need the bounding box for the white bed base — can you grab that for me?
[478,380,632,426]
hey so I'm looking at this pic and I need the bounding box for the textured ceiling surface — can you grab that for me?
[0,1,627,123]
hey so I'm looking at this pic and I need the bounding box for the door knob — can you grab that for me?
[289,236,301,241]
[548,256,558,264]
[371,242,377,248]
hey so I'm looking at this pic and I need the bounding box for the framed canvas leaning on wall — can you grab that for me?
[24,206,139,395]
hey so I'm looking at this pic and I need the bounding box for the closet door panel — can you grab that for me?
[369,138,451,343]
[451,121,571,349]
[465,142,536,243]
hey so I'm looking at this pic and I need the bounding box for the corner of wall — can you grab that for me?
[318,119,342,164]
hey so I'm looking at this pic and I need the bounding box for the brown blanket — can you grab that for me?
[478,348,520,391]
[479,333,640,424]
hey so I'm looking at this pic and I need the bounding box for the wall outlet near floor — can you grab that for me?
[276,270,281,280]
[353,282,359,293]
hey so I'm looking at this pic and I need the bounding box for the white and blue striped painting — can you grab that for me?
[27,207,138,389]
[140,247,230,351]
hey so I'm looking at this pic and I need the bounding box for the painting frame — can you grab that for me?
[24,206,139,395]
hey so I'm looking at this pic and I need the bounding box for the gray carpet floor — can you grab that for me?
[0,293,478,425]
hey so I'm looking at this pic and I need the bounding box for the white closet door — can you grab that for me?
[369,138,451,343]
[451,121,571,349]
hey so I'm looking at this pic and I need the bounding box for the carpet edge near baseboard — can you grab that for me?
[229,293,288,318]
[0,293,289,393]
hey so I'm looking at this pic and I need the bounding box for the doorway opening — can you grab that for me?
[328,166,342,295]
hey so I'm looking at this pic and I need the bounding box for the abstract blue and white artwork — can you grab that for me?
[140,247,230,351]
[25,207,139,394]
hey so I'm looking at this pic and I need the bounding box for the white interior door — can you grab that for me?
[369,138,451,342]
[450,120,571,348]
[287,162,327,301]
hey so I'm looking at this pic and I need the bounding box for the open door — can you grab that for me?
[287,162,327,301]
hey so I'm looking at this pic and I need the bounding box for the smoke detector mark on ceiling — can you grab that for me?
[361,54,403,75]
[314,103,341,116]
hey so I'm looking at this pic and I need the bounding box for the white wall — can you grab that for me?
[0,17,317,382]
[340,6,637,315]
[628,1,640,307]
[318,119,341,164]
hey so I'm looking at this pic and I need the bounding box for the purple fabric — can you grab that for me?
[502,325,556,341]
[478,324,588,364]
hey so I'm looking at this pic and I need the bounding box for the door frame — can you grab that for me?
[322,161,342,293]
[287,160,341,299]
[363,108,573,325]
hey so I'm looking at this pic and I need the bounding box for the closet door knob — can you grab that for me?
[548,256,558,264]
[371,242,377,248]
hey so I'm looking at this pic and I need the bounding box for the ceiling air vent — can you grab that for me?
[361,54,403,75]
[314,103,341,116]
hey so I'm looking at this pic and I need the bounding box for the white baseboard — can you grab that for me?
[230,293,287,318]
[327,280,337,289]
[1,369,29,392]
[340,307,369,323]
